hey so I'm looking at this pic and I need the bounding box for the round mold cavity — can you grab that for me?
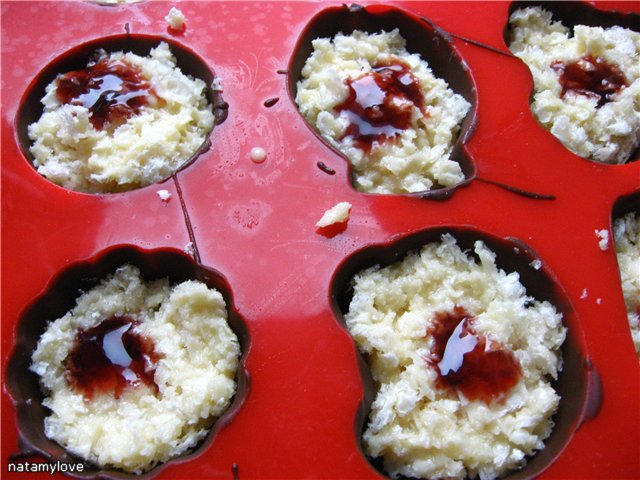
[330,226,597,480]
[503,1,640,165]
[15,34,229,194]
[5,246,250,479]
[287,4,478,200]
[612,190,640,353]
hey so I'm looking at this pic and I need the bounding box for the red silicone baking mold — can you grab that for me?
[2,1,639,479]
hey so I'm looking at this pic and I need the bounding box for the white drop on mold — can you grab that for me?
[250,147,267,163]
[316,201,352,228]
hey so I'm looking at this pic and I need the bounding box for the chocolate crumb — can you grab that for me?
[317,161,336,175]
[276,69,288,75]
[264,97,279,108]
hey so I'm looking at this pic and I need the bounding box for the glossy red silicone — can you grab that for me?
[2,2,639,479]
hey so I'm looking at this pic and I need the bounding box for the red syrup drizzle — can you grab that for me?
[551,55,627,108]
[65,316,162,400]
[426,306,522,403]
[55,58,159,130]
[335,61,426,152]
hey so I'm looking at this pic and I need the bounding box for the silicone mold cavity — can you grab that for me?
[15,34,228,193]
[503,1,640,164]
[288,4,478,199]
[5,246,249,479]
[331,227,595,480]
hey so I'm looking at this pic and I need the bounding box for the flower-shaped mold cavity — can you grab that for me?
[504,1,640,165]
[331,227,597,480]
[16,34,228,194]
[612,191,640,358]
[6,246,249,479]
[288,4,477,199]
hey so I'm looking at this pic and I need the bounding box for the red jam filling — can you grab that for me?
[551,55,627,108]
[427,306,522,403]
[65,316,161,400]
[335,61,427,152]
[55,58,159,130]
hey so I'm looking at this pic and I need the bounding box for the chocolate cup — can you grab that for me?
[504,1,640,164]
[287,4,478,200]
[330,226,599,479]
[5,246,250,479]
[15,34,228,193]
[613,190,640,221]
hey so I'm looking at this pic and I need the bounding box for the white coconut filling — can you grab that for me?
[296,29,470,194]
[345,234,566,479]
[30,265,240,473]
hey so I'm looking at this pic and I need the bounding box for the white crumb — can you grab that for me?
[211,77,224,93]
[157,189,172,202]
[595,229,610,251]
[165,7,185,30]
[316,202,352,228]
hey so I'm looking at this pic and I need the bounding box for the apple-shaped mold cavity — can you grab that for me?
[288,4,477,199]
[15,34,229,194]
[612,191,640,358]
[5,246,249,479]
[330,227,597,480]
[504,1,640,165]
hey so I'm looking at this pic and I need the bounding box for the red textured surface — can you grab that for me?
[2,1,639,479]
